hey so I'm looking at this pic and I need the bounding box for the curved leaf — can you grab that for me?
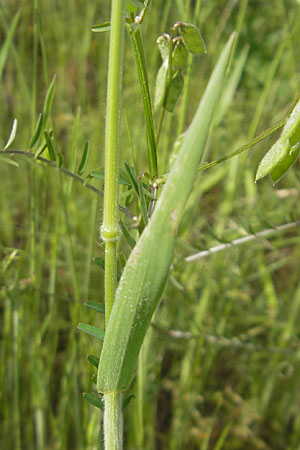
[270,145,300,184]
[78,141,90,175]
[97,33,236,393]
[4,119,17,149]
[29,113,43,149]
[177,22,207,54]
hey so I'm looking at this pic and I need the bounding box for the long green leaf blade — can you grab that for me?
[97,33,236,393]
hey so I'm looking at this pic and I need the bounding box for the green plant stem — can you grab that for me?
[128,21,157,177]
[101,0,126,448]
[104,392,123,450]
[198,113,288,171]
[11,294,21,450]
[101,0,126,321]
[0,149,134,219]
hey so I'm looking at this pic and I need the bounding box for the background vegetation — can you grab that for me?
[1,0,300,449]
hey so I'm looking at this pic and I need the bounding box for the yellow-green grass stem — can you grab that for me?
[101,0,126,322]
[104,392,124,450]
[101,0,126,448]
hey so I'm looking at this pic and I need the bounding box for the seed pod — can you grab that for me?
[97,33,236,393]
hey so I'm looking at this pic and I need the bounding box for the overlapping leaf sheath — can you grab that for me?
[97,33,236,393]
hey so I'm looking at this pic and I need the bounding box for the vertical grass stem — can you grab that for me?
[101,0,126,322]
[100,1,126,448]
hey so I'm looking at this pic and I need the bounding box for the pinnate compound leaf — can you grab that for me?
[87,354,100,368]
[4,119,17,149]
[78,141,90,175]
[77,323,105,340]
[165,72,184,112]
[29,113,44,149]
[88,169,130,186]
[84,300,105,314]
[83,392,104,410]
[270,145,300,184]
[91,22,111,33]
[177,22,206,54]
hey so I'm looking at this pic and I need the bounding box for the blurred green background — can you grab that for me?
[1,0,300,449]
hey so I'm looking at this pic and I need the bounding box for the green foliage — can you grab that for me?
[256,97,300,183]
[1,1,300,449]
[97,33,236,394]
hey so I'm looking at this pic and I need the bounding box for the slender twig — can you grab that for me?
[198,94,300,172]
[151,322,298,355]
[0,149,134,219]
[185,220,300,262]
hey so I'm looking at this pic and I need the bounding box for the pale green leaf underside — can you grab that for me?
[178,22,207,54]
[270,145,300,184]
[256,96,300,182]
[91,22,111,33]
[255,139,289,181]
[4,119,17,149]
[157,34,169,61]
[280,97,300,144]
[154,60,168,110]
